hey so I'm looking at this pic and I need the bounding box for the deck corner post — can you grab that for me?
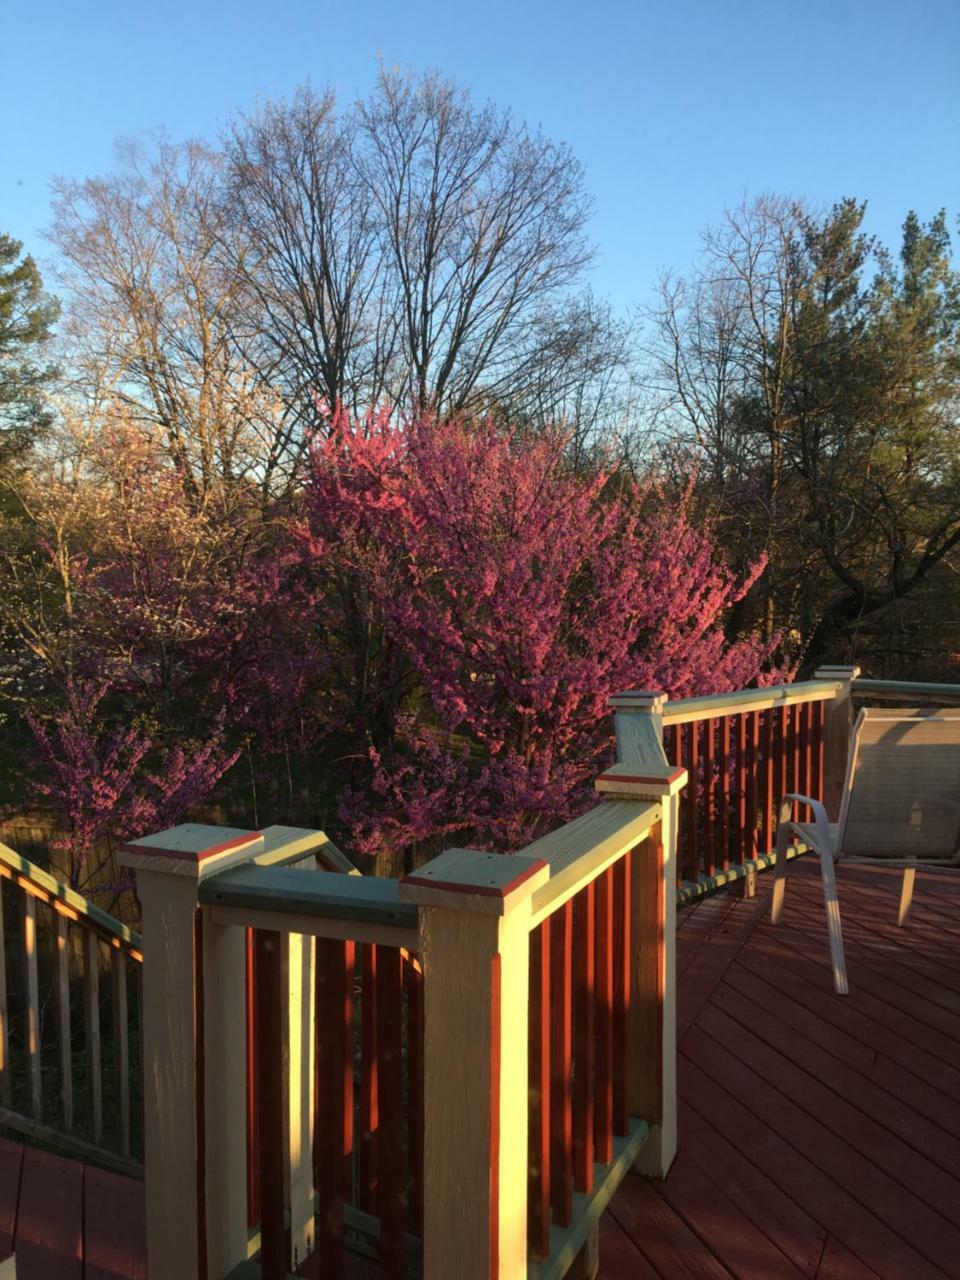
[119,823,263,1280]
[814,665,861,819]
[400,848,551,1280]
[608,689,680,1180]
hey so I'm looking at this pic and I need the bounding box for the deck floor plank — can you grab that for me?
[84,1164,147,1280]
[0,1138,23,1257]
[14,1147,83,1278]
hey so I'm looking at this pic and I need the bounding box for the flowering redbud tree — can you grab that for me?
[305,415,779,860]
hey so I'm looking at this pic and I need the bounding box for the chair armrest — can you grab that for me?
[779,793,834,855]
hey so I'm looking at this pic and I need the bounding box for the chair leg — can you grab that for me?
[819,848,849,995]
[898,865,916,928]
[770,809,791,925]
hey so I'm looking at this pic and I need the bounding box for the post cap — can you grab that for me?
[118,823,265,880]
[813,665,862,681]
[400,847,550,915]
[609,689,668,712]
[595,762,688,799]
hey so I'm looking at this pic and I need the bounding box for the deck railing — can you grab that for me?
[0,840,142,1174]
[119,694,683,1280]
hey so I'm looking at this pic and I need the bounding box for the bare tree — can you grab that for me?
[50,137,286,502]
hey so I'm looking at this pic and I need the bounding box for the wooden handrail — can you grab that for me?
[853,677,960,702]
[657,678,842,726]
[523,799,661,929]
[0,840,142,959]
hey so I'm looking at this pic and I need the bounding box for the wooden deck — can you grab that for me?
[1,855,959,1278]
[604,857,960,1279]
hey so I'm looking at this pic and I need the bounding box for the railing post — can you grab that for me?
[400,848,550,1280]
[119,824,261,1280]
[602,689,685,1179]
[813,665,861,819]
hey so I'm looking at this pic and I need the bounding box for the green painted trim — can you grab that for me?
[0,841,142,951]
[529,1118,649,1280]
[343,1204,422,1259]
[199,863,419,930]
[853,678,960,702]
[0,1104,143,1179]
[676,845,806,907]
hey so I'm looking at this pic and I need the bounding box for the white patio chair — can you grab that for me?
[771,707,960,994]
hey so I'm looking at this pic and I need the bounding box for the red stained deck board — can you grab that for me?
[679,1104,826,1280]
[814,1234,884,1280]
[83,1165,147,1280]
[676,1053,946,1280]
[677,894,767,1040]
[610,1174,734,1280]
[598,1214,661,1279]
[14,1147,83,1279]
[656,1151,808,1280]
[0,1138,23,1255]
[732,928,960,1112]
[694,1002,960,1241]
[708,978,960,1182]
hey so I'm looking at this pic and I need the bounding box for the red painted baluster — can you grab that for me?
[377,947,405,1279]
[246,928,260,1229]
[799,701,811,799]
[612,851,631,1136]
[762,710,775,855]
[549,902,573,1226]
[720,715,731,870]
[773,706,787,843]
[686,722,700,882]
[528,922,551,1259]
[813,701,825,800]
[746,711,760,857]
[315,937,355,1280]
[593,868,614,1166]
[358,944,379,1213]
[665,725,684,885]
[786,704,798,820]
[405,956,424,1239]
[703,717,716,877]
[736,714,748,863]
[255,929,287,1280]
[572,882,595,1192]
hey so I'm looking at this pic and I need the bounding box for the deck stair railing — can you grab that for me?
[0,839,142,1175]
[119,691,684,1280]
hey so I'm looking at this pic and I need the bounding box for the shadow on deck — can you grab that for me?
[605,858,960,1279]
[2,857,959,1279]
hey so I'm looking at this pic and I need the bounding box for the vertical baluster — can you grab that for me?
[255,929,287,1280]
[685,723,700,882]
[761,710,775,855]
[572,883,595,1192]
[773,706,787,842]
[746,712,760,857]
[719,716,731,870]
[0,882,8,1108]
[735,715,748,864]
[84,929,103,1142]
[665,725,683,885]
[528,923,551,1260]
[405,956,424,1239]
[377,946,404,1279]
[549,902,573,1226]
[787,704,799,820]
[702,718,716,876]
[612,852,631,1137]
[112,947,130,1157]
[24,893,41,1121]
[359,943,379,1213]
[245,927,260,1229]
[799,701,811,799]
[315,937,354,1280]
[813,701,825,799]
[54,912,73,1131]
[593,869,614,1166]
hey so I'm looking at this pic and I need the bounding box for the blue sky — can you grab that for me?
[4,0,959,312]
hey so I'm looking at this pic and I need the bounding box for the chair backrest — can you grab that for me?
[837,708,960,864]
